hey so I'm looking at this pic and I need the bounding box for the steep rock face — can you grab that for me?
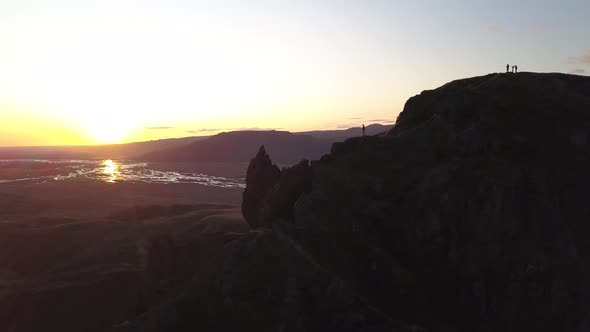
[242,73,590,331]
[310,73,590,331]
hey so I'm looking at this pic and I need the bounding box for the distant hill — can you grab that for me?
[96,136,208,159]
[140,124,393,163]
[140,131,331,164]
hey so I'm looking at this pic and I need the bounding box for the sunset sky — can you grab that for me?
[1,0,589,145]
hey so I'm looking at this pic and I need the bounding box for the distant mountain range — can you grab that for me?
[141,124,392,163]
[0,124,392,162]
[141,131,328,164]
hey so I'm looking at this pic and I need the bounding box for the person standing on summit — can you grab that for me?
[506,64,510,73]
[362,124,366,137]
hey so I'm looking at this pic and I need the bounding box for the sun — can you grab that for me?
[82,117,135,145]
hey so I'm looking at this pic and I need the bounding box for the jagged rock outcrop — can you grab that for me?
[242,146,313,229]
[242,146,281,228]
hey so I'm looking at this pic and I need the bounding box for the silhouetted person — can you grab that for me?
[506,64,510,72]
[362,124,366,137]
[515,65,518,73]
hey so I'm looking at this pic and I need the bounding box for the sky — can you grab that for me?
[0,0,589,146]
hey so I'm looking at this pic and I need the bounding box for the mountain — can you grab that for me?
[140,125,392,163]
[140,130,329,164]
[123,73,590,331]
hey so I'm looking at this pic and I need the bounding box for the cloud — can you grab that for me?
[570,68,586,75]
[186,128,220,133]
[569,50,590,64]
[486,24,501,33]
[528,23,557,33]
[186,127,283,134]
[345,118,395,125]
[231,127,284,131]
[144,126,174,130]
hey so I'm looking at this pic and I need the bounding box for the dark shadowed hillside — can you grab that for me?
[140,131,333,164]
[117,73,590,332]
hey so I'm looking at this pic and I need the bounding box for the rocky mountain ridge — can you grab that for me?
[239,72,590,331]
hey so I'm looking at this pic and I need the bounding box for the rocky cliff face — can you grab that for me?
[238,73,590,331]
[118,73,590,332]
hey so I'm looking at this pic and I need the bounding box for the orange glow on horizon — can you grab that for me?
[0,104,90,146]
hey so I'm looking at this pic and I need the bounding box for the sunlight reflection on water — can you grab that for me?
[0,159,246,188]
[103,159,119,183]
